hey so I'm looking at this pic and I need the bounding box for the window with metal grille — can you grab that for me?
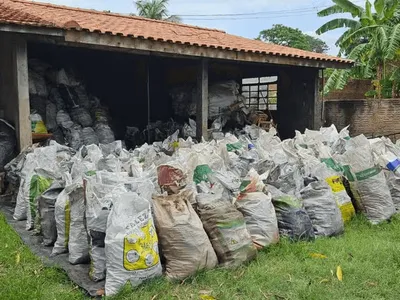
[241,76,278,111]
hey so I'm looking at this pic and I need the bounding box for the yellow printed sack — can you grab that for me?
[52,189,71,256]
[31,113,48,134]
[326,175,355,223]
[105,193,162,296]
[123,220,160,271]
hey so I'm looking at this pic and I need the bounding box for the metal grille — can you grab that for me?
[241,77,278,111]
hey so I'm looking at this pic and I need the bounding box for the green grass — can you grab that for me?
[0,213,84,300]
[2,213,400,300]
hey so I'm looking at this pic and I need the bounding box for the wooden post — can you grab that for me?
[312,70,323,130]
[15,38,31,151]
[196,59,208,141]
[0,34,31,151]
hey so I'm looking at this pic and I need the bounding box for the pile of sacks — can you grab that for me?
[7,123,400,296]
[170,81,249,131]
[29,59,115,149]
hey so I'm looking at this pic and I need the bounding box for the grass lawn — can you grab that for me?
[1,213,400,300]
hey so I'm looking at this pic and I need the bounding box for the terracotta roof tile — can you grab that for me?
[0,0,353,64]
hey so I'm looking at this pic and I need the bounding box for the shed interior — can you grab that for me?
[0,38,321,149]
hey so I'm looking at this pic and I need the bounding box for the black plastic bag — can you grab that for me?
[0,119,16,171]
[269,185,315,241]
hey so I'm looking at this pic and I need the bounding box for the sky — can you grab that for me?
[33,0,365,56]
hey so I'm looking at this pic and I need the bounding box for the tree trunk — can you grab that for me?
[377,64,383,99]
[393,81,397,98]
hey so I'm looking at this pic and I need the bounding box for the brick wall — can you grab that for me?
[324,79,371,100]
[324,99,400,137]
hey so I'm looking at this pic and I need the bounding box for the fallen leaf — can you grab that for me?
[319,279,329,284]
[199,290,215,300]
[259,288,270,299]
[310,253,327,259]
[336,266,343,282]
[234,270,246,279]
[287,274,292,282]
[15,253,20,265]
[95,288,105,296]
[366,281,378,287]
[199,296,215,300]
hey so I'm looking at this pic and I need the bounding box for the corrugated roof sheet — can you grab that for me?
[0,0,353,64]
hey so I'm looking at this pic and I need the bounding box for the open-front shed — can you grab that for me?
[0,0,353,151]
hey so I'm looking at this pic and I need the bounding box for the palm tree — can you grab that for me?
[135,0,182,23]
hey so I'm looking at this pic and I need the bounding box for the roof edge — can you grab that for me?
[0,22,354,68]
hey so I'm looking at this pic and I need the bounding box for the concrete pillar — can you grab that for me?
[0,34,31,151]
[196,59,208,141]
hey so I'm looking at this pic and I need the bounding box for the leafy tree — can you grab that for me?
[306,35,330,53]
[258,24,329,53]
[135,0,181,22]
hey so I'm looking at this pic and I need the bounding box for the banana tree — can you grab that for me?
[316,0,365,55]
[319,0,400,97]
[324,22,400,97]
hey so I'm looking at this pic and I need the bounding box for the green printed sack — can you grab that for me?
[26,171,54,231]
[196,192,257,267]
[340,140,395,224]
[351,166,395,224]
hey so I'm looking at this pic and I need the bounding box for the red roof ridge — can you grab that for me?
[12,0,226,33]
[0,0,353,64]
